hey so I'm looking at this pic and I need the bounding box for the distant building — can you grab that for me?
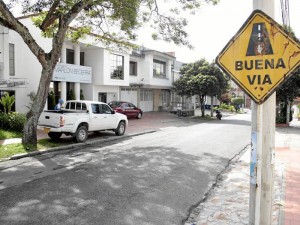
[230,80,252,108]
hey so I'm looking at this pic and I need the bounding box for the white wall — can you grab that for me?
[143,54,153,84]
[138,52,173,88]
[80,83,92,101]
[93,85,119,102]
[85,48,130,87]
[103,50,130,87]
[6,17,55,113]
[0,26,9,80]
[85,48,105,85]
[20,18,53,51]
[129,56,143,84]
[7,22,48,113]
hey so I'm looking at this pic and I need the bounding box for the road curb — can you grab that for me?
[9,130,157,160]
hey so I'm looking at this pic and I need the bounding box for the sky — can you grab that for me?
[136,0,300,63]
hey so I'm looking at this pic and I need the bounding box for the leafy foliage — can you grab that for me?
[276,67,300,103]
[0,92,15,114]
[67,89,75,101]
[220,93,231,104]
[0,112,26,131]
[5,0,218,48]
[276,102,293,124]
[80,89,85,100]
[48,91,56,110]
[26,91,37,109]
[172,59,229,116]
[276,66,300,124]
[231,97,244,111]
[214,103,235,112]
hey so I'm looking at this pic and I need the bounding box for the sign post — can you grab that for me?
[216,2,300,224]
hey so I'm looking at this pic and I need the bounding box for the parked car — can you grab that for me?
[108,101,143,119]
[38,100,128,143]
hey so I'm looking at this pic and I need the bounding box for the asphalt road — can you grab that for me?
[0,112,251,225]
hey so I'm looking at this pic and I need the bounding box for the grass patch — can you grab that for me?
[0,139,69,160]
[0,129,23,140]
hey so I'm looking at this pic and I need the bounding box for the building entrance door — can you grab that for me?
[98,93,107,103]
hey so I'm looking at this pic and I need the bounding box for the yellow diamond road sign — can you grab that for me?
[216,10,300,104]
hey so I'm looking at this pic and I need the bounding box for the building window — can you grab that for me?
[66,49,74,64]
[110,54,124,80]
[130,61,137,76]
[153,59,166,78]
[9,44,15,76]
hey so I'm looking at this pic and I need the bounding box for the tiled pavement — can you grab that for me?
[275,119,300,225]
[185,119,300,225]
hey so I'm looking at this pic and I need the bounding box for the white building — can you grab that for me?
[125,47,175,112]
[0,15,182,114]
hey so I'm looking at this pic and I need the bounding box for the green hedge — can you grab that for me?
[0,112,26,131]
[214,103,235,112]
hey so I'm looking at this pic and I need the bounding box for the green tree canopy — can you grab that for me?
[0,0,219,146]
[277,26,300,103]
[231,97,244,111]
[276,67,300,123]
[276,67,300,103]
[172,59,229,117]
[276,26,300,124]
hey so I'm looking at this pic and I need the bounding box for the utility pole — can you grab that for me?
[217,1,299,223]
[249,1,275,225]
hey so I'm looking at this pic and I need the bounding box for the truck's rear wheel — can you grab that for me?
[74,126,88,143]
[115,121,126,136]
[48,132,62,141]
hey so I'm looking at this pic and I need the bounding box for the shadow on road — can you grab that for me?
[0,142,229,225]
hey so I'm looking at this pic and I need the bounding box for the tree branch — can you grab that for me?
[40,0,60,31]
[50,0,93,63]
[0,1,47,67]
[0,17,14,29]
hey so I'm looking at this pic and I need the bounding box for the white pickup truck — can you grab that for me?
[38,100,128,143]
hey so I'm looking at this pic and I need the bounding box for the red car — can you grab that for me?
[108,101,143,119]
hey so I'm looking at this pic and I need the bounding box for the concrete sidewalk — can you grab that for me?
[185,119,300,225]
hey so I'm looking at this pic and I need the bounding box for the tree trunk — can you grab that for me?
[22,115,38,145]
[286,100,290,125]
[22,67,54,148]
[210,96,214,117]
[199,94,205,117]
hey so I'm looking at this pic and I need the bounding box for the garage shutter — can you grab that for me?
[140,89,153,112]
[120,89,137,106]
